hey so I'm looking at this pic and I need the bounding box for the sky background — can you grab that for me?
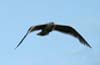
[0,0,100,65]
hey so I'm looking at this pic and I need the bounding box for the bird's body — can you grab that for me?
[37,22,55,36]
[15,22,92,49]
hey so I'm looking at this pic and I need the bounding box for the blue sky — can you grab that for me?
[0,0,100,65]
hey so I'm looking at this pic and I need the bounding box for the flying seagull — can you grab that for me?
[15,22,92,49]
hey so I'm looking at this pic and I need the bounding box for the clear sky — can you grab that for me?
[0,0,100,65]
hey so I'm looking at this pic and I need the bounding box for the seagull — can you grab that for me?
[15,22,92,49]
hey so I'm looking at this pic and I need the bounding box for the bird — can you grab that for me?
[15,22,92,49]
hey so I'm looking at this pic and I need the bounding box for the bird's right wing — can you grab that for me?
[54,24,92,48]
[15,24,47,49]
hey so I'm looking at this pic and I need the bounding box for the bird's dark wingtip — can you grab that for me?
[79,37,92,48]
[15,30,29,50]
[87,44,92,48]
[83,42,92,48]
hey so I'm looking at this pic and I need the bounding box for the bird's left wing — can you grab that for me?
[15,24,47,49]
[54,24,92,48]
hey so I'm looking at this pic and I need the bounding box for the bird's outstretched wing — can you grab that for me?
[15,24,47,49]
[54,24,92,48]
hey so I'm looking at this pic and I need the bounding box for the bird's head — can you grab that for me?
[47,22,54,25]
